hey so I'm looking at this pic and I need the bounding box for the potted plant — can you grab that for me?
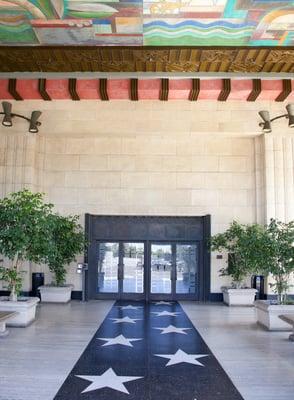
[0,266,23,302]
[210,221,261,306]
[39,213,85,303]
[0,190,53,326]
[254,219,294,331]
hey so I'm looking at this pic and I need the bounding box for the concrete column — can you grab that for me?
[283,137,294,221]
[261,134,294,223]
[273,136,285,221]
[254,136,265,224]
[263,135,276,222]
[0,133,41,292]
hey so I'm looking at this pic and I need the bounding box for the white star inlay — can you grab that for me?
[110,316,141,324]
[151,311,180,317]
[117,305,143,310]
[154,349,209,366]
[97,334,143,347]
[153,301,174,306]
[76,368,144,394]
[153,324,192,335]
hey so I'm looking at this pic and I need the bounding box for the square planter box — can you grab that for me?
[254,300,294,331]
[222,287,257,306]
[0,311,17,336]
[39,285,73,303]
[0,297,40,327]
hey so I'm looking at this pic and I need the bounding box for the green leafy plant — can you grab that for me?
[210,221,265,288]
[0,190,54,300]
[45,213,85,287]
[258,219,294,305]
[0,267,23,299]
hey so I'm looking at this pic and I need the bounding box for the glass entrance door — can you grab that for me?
[176,244,197,295]
[97,242,119,294]
[96,241,198,300]
[149,242,198,300]
[97,241,145,299]
[150,244,172,294]
[122,242,144,295]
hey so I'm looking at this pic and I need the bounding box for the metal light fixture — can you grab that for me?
[286,104,294,128]
[29,111,42,133]
[0,101,42,133]
[1,101,12,126]
[258,110,272,133]
[259,103,294,133]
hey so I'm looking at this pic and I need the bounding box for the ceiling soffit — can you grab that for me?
[0,77,293,102]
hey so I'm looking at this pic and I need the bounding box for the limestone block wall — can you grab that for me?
[0,100,293,295]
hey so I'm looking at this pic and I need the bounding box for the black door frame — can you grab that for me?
[85,215,211,302]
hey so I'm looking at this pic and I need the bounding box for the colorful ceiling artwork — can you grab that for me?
[0,0,293,46]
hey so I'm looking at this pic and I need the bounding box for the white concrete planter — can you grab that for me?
[254,300,294,331]
[39,285,74,303]
[222,287,257,306]
[0,297,40,327]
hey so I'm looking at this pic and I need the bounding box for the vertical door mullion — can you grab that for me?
[172,243,176,300]
[145,241,150,301]
[118,242,123,299]
[197,241,202,301]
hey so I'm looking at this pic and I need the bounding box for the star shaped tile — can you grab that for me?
[153,324,192,335]
[110,316,141,324]
[117,305,143,310]
[154,349,209,366]
[97,334,143,347]
[151,311,181,317]
[153,301,174,306]
[76,368,144,394]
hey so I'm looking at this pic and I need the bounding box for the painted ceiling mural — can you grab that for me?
[0,0,293,46]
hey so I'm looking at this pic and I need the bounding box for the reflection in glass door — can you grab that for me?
[176,244,197,294]
[123,243,144,294]
[97,242,145,298]
[150,244,172,294]
[97,241,198,300]
[149,242,198,300]
[97,242,119,293]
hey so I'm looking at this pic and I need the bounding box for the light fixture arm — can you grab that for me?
[0,112,41,126]
[259,113,288,128]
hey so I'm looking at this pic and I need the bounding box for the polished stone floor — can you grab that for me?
[0,301,293,400]
[54,301,243,400]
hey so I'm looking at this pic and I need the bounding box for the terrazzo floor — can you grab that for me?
[0,301,293,400]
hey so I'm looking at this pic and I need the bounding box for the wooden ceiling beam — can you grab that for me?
[99,78,109,101]
[130,78,138,101]
[247,79,261,102]
[218,78,231,101]
[189,78,200,101]
[159,78,169,101]
[38,78,51,101]
[275,79,292,102]
[68,78,80,101]
[8,79,22,101]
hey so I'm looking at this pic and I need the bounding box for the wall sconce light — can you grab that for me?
[259,103,294,133]
[0,101,42,133]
